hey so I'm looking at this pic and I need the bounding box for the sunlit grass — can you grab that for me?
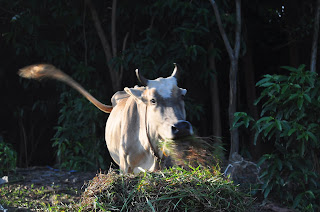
[79,166,254,211]
[0,183,78,211]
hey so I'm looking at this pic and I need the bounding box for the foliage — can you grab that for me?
[52,64,109,171]
[233,65,320,210]
[4,0,223,169]
[79,166,253,211]
[0,136,17,177]
[4,0,111,170]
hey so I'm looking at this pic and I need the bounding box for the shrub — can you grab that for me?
[234,65,320,211]
[0,136,17,177]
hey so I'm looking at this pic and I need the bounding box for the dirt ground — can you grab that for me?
[0,166,97,211]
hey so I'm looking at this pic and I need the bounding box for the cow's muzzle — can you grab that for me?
[171,120,193,138]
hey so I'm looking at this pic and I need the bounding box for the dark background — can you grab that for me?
[0,0,318,170]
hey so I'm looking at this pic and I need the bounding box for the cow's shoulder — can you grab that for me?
[111,86,146,107]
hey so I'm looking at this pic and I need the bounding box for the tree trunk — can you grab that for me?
[228,60,239,157]
[208,43,222,139]
[209,0,242,160]
[242,23,263,160]
[311,0,320,72]
[85,0,128,92]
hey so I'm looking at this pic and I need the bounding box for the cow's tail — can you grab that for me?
[19,64,113,113]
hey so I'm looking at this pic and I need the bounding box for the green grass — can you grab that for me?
[0,182,78,211]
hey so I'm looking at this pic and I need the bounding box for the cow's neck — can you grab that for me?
[144,105,162,163]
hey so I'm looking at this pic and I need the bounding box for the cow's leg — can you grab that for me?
[119,147,130,174]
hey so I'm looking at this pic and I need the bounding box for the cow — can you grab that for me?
[19,64,193,173]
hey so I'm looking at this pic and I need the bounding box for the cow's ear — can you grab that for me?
[124,87,144,103]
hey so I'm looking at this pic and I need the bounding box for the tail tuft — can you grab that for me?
[18,64,60,80]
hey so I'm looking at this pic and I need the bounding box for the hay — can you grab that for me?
[79,166,253,211]
[78,137,252,211]
[159,136,222,168]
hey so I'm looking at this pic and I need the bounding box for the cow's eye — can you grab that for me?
[181,95,185,100]
[150,99,156,104]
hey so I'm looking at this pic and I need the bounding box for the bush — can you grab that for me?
[0,136,17,177]
[52,64,109,171]
[79,166,253,211]
[234,65,320,211]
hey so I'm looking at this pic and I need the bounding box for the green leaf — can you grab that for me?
[297,64,306,72]
[281,66,298,72]
[293,193,303,208]
[259,82,274,87]
[288,128,296,136]
[288,93,299,100]
[275,119,282,131]
[232,112,247,127]
[263,122,274,137]
[281,84,289,94]
[297,97,304,110]
[257,156,268,167]
[306,131,317,143]
[275,158,282,171]
[263,184,273,198]
[256,77,271,86]
[305,190,315,199]
[303,93,311,103]
[256,116,273,124]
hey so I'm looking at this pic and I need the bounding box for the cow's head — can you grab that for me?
[124,64,193,140]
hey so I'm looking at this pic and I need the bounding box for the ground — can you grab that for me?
[0,166,96,211]
[0,166,294,212]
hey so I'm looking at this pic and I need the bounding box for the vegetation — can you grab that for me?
[0,183,77,210]
[1,0,320,210]
[79,166,253,212]
[0,136,17,177]
[52,65,110,171]
[234,65,320,210]
[0,166,254,211]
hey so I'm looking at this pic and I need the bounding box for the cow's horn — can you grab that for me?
[135,69,149,86]
[171,63,179,80]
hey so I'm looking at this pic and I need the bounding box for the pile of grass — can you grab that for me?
[79,166,254,211]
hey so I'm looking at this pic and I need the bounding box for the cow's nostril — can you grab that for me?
[171,120,193,138]
[171,125,179,134]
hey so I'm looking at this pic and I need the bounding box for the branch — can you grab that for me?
[209,0,234,60]
[111,0,117,57]
[83,1,88,65]
[85,0,113,69]
[234,0,241,59]
[311,0,320,72]
[120,32,129,81]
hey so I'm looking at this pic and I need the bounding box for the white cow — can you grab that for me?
[19,64,193,173]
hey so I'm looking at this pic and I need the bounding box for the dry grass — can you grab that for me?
[76,136,253,211]
[79,166,253,211]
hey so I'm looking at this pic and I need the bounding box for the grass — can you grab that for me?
[0,182,77,211]
[79,166,254,211]
[0,137,254,211]
[0,166,255,211]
